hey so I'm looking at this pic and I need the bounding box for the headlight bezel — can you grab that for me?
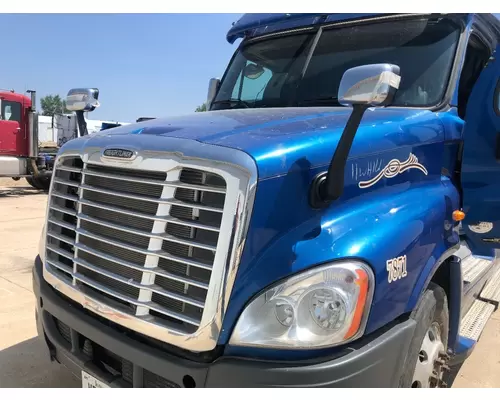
[228,259,375,350]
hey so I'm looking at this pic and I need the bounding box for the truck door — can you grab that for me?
[0,98,23,155]
[461,43,500,257]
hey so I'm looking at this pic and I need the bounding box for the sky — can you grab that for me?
[2,13,499,123]
[1,14,242,122]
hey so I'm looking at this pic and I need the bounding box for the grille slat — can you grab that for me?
[74,256,205,308]
[77,212,217,251]
[56,165,82,173]
[74,273,201,327]
[53,177,80,187]
[47,231,75,247]
[80,183,224,213]
[74,242,209,290]
[76,227,213,271]
[45,155,227,336]
[51,191,79,202]
[84,168,227,194]
[50,203,77,217]
[47,259,74,275]
[48,217,76,231]
[79,198,221,232]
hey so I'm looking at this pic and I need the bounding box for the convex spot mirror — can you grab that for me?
[243,63,265,80]
[338,64,401,107]
[66,88,100,112]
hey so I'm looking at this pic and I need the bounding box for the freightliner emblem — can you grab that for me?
[102,148,135,159]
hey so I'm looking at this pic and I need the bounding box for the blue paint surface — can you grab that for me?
[461,43,500,257]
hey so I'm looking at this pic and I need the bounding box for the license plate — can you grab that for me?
[82,371,110,388]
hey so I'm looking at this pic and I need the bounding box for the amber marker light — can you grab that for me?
[452,210,466,222]
[344,268,369,340]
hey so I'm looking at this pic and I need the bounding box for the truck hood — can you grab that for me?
[94,107,437,179]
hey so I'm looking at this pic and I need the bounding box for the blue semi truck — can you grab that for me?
[33,13,500,387]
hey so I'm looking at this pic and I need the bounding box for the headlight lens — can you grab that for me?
[229,261,374,349]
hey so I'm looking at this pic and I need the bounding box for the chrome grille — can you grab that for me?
[45,155,228,335]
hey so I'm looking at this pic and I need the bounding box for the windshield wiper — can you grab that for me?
[297,97,342,106]
[211,99,251,109]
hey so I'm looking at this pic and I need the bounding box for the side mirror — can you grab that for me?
[338,63,401,107]
[207,78,220,110]
[312,63,401,206]
[66,88,100,112]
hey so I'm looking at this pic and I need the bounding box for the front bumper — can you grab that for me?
[33,255,416,387]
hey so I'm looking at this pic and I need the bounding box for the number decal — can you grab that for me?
[386,255,407,283]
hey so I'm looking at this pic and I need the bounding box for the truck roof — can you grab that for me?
[0,91,31,106]
[226,13,500,44]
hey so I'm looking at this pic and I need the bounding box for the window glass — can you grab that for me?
[213,17,460,110]
[0,100,22,122]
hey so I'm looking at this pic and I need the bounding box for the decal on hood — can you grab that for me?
[358,153,428,189]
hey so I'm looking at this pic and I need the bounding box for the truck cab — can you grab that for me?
[0,89,54,189]
[0,91,31,174]
[33,13,500,388]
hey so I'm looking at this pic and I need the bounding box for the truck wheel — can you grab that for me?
[35,175,51,191]
[26,176,43,190]
[399,283,450,388]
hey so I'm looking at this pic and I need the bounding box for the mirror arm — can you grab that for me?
[321,104,370,202]
[75,110,89,137]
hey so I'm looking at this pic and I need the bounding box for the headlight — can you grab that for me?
[229,261,374,349]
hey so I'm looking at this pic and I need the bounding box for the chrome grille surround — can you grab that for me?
[41,134,257,352]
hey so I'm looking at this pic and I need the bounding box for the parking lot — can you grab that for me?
[0,177,499,388]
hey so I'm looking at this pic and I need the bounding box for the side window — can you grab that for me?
[0,100,22,123]
[231,62,273,102]
[457,36,491,119]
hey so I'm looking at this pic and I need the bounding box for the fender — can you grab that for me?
[220,168,461,348]
[406,248,462,350]
[405,178,462,350]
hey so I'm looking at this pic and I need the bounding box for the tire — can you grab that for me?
[25,176,43,190]
[25,174,51,191]
[36,174,51,191]
[399,283,450,388]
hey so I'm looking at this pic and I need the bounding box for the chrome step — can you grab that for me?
[459,299,495,341]
[479,264,500,306]
[462,255,493,284]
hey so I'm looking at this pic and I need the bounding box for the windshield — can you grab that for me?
[213,17,461,110]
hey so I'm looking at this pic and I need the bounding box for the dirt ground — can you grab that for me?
[0,177,499,388]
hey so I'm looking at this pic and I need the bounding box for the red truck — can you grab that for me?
[0,89,54,190]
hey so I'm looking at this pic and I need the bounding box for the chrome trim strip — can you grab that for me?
[42,134,258,352]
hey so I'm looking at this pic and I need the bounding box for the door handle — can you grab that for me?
[14,127,21,133]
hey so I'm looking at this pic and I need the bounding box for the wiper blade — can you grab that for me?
[211,99,250,108]
[298,97,341,106]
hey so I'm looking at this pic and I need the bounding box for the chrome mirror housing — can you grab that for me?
[66,88,100,112]
[338,64,401,107]
[207,78,220,110]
